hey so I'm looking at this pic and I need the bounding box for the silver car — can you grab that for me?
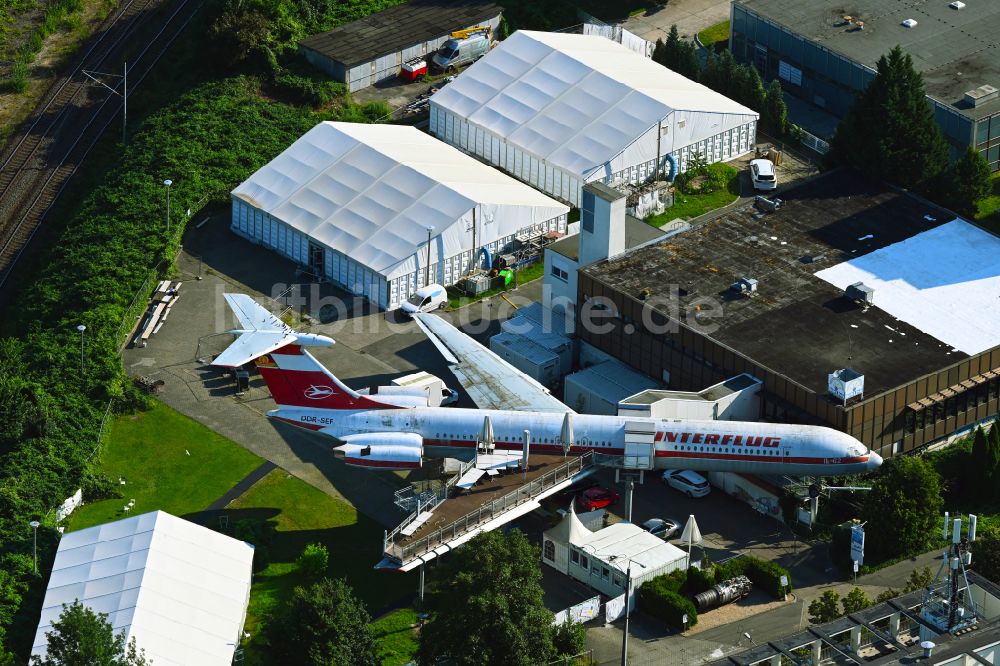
[662,469,711,498]
[641,518,680,540]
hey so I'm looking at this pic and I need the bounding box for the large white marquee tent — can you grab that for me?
[32,511,254,666]
[429,30,760,206]
[231,122,569,309]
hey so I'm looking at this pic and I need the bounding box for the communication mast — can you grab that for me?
[920,513,979,634]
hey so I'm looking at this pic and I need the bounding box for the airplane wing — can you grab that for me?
[212,330,297,368]
[225,293,287,332]
[412,313,571,414]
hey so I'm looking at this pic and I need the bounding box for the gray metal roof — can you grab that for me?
[737,0,1000,120]
[298,0,502,68]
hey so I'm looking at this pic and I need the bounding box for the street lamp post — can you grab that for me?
[29,520,40,575]
[76,324,86,374]
[424,225,434,287]
[163,179,173,232]
[615,555,646,666]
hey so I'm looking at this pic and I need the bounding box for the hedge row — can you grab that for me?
[714,556,792,598]
[637,576,698,629]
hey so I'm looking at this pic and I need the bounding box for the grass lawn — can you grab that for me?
[445,259,545,309]
[698,20,730,51]
[975,172,1000,231]
[67,401,263,531]
[229,469,416,664]
[646,163,740,226]
[372,607,421,666]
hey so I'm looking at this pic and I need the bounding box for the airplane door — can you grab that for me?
[782,446,792,464]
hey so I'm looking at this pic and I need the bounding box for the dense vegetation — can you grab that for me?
[417,530,584,666]
[0,0,91,92]
[29,601,149,666]
[829,45,992,214]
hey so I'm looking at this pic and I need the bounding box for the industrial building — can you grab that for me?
[708,571,1000,666]
[298,0,502,92]
[542,504,688,599]
[576,170,1000,456]
[32,511,254,666]
[730,0,1000,169]
[429,30,759,206]
[231,122,568,310]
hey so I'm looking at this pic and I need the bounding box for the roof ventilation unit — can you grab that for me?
[845,281,874,307]
[901,18,918,27]
[828,368,865,404]
[964,84,999,107]
[949,1,965,9]
[730,277,758,296]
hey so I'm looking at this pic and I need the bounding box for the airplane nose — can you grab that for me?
[867,452,883,471]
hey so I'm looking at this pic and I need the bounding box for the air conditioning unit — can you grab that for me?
[901,18,918,27]
[949,1,965,9]
[845,281,874,306]
[730,277,758,295]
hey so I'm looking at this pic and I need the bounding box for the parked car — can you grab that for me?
[400,284,447,315]
[641,517,679,540]
[662,469,711,498]
[750,158,777,191]
[431,30,492,72]
[577,486,620,511]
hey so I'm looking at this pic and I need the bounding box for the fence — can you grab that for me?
[387,457,477,538]
[554,595,601,625]
[799,128,830,155]
[384,451,596,565]
[582,23,654,58]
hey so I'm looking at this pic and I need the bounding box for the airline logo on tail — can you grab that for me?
[304,385,335,400]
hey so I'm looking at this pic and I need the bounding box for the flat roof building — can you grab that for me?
[299,0,502,92]
[577,170,1000,456]
[430,30,759,206]
[231,122,568,310]
[731,0,1000,170]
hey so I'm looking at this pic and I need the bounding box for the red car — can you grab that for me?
[576,487,620,512]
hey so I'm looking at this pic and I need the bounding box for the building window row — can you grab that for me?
[904,378,1000,434]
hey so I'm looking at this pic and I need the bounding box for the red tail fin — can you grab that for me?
[255,345,392,410]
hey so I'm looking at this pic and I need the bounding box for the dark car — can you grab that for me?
[577,487,620,512]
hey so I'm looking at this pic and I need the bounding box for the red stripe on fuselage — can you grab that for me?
[344,458,421,469]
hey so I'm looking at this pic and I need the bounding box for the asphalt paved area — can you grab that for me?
[622,0,731,43]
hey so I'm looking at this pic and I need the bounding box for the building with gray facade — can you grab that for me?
[730,0,1000,170]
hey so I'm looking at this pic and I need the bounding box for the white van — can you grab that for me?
[431,32,490,72]
[400,284,447,315]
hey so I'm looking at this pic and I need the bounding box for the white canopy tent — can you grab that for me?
[430,30,759,205]
[231,122,568,309]
[32,511,254,666]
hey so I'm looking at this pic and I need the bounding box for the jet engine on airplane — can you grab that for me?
[333,432,423,470]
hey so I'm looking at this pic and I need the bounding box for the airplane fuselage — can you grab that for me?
[271,404,880,476]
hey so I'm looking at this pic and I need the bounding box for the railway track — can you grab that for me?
[0,0,200,290]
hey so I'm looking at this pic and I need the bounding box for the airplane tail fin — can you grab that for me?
[253,345,394,410]
[212,294,394,411]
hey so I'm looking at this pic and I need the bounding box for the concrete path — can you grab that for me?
[205,461,277,512]
[622,0,731,43]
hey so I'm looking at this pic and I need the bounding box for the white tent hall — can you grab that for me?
[32,511,254,666]
[429,30,759,206]
[231,122,569,309]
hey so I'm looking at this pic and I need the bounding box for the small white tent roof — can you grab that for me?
[232,122,568,280]
[578,522,687,575]
[431,30,758,179]
[32,511,254,666]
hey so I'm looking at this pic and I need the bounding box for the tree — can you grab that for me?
[862,456,943,562]
[270,577,378,666]
[653,26,701,80]
[762,79,788,137]
[551,620,586,659]
[968,426,999,501]
[418,530,556,666]
[841,587,872,615]
[946,147,992,215]
[903,566,934,594]
[31,600,148,666]
[828,45,948,190]
[971,528,1000,584]
[733,65,767,117]
[296,543,328,577]
[808,590,841,624]
[874,588,899,604]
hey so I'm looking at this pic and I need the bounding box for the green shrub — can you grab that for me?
[638,576,698,629]
[297,542,329,577]
[685,565,715,595]
[714,556,791,599]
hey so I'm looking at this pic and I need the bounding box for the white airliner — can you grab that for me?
[212,294,882,476]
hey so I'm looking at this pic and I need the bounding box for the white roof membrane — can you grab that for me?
[815,219,1000,355]
[32,511,254,666]
[232,122,568,280]
[431,30,758,178]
